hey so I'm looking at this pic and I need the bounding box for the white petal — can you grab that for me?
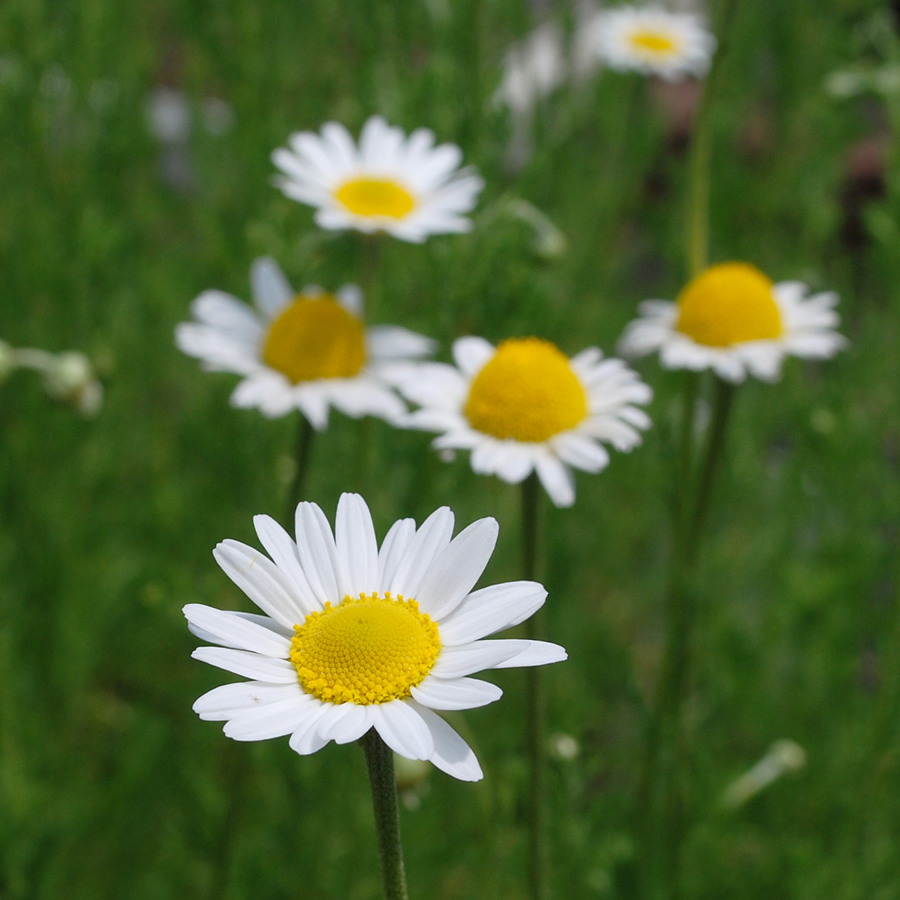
[431,639,535,678]
[224,698,313,741]
[411,676,502,710]
[252,515,321,616]
[191,647,299,682]
[250,257,294,317]
[213,539,310,628]
[317,703,375,745]
[193,681,300,719]
[439,581,547,644]
[492,639,567,668]
[334,493,378,597]
[376,518,416,588]
[388,507,455,598]
[183,604,292,656]
[294,502,341,605]
[452,336,494,376]
[407,702,482,781]
[415,517,498,620]
[288,703,332,755]
[534,454,575,507]
[371,700,434,760]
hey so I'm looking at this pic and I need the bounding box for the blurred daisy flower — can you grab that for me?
[175,257,434,428]
[185,493,566,781]
[618,262,847,383]
[272,115,484,242]
[398,336,652,508]
[588,5,716,81]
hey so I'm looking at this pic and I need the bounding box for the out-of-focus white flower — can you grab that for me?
[618,262,847,383]
[272,116,483,242]
[2,344,103,416]
[398,336,652,508]
[587,5,716,81]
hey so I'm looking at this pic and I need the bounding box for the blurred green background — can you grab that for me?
[1,0,898,897]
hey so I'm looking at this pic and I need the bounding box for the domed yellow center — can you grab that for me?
[463,338,588,443]
[262,294,366,384]
[674,262,784,347]
[334,177,417,220]
[289,593,441,705]
[629,29,678,56]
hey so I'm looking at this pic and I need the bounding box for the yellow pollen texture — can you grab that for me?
[334,177,417,220]
[262,295,366,384]
[675,262,784,347]
[629,29,678,55]
[290,593,441,705]
[463,338,588,443]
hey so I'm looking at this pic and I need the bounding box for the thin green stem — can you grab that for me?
[684,0,740,278]
[361,730,409,900]
[521,473,548,900]
[283,414,315,527]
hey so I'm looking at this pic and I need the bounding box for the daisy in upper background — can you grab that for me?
[398,336,652,508]
[272,116,484,243]
[175,257,434,427]
[588,4,716,81]
[617,262,847,383]
[185,493,566,781]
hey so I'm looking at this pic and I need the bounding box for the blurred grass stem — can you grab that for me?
[284,414,316,526]
[521,473,548,900]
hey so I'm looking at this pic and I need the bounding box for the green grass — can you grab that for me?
[1,0,898,897]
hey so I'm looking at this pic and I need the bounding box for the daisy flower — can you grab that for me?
[272,116,484,243]
[185,493,566,782]
[617,261,847,383]
[175,257,434,428]
[398,336,652,508]
[589,5,716,81]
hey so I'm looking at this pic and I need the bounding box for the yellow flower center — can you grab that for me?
[463,337,588,443]
[290,593,441,705]
[334,177,417,220]
[674,262,784,347]
[629,29,678,56]
[262,294,366,384]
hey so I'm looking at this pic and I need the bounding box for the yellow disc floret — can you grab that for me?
[463,337,588,443]
[262,294,366,384]
[334,177,417,220]
[290,593,441,705]
[674,262,784,347]
[629,29,678,56]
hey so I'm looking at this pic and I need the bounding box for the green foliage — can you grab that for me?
[0,0,897,897]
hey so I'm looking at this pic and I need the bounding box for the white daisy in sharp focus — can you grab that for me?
[185,493,566,782]
[398,336,653,508]
[589,5,716,81]
[617,261,848,383]
[272,116,484,243]
[175,257,434,428]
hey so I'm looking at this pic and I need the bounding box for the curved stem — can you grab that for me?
[361,730,409,900]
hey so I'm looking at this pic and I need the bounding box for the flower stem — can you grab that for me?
[283,414,315,527]
[521,473,548,900]
[361,730,409,900]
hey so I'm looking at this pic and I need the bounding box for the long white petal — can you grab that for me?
[191,647,299,683]
[492,639,567,668]
[438,581,547,644]
[407,702,482,781]
[252,515,321,616]
[224,699,313,741]
[430,639,534,678]
[371,700,435,760]
[411,677,502,710]
[334,493,378,597]
[213,540,310,629]
[193,681,300,720]
[294,502,341,605]
[388,507,455,598]
[415,517,498,620]
[183,604,292,657]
